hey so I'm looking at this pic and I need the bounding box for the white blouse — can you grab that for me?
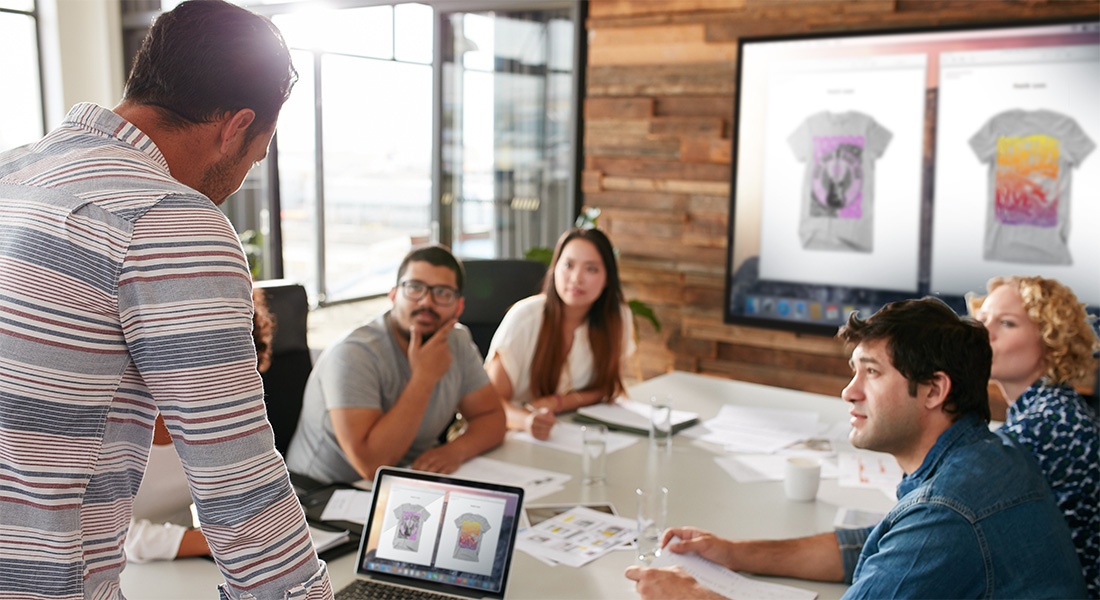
[125,442,194,563]
[486,294,636,407]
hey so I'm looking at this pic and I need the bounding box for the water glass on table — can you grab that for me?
[580,424,608,485]
[636,486,668,563]
[648,401,672,453]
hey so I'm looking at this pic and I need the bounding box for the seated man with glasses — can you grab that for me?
[287,245,506,483]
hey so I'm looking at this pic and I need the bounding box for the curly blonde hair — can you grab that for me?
[968,276,1099,385]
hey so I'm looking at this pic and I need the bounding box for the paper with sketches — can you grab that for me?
[652,537,818,599]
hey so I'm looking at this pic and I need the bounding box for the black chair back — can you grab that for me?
[459,259,547,358]
[255,280,312,456]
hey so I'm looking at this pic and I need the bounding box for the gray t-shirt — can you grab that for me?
[789,111,893,253]
[393,503,432,552]
[970,109,1094,265]
[286,312,490,483]
[453,513,492,561]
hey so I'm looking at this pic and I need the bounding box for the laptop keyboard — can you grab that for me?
[335,579,457,600]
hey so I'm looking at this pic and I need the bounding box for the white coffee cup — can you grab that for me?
[784,456,821,502]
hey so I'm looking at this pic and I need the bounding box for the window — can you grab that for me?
[0,1,44,150]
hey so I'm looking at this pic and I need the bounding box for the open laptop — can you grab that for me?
[336,467,525,600]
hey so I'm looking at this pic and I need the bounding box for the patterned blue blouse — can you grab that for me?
[999,382,1099,598]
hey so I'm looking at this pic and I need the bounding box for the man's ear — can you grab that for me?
[388,287,398,304]
[217,109,257,154]
[453,297,465,320]
[924,371,952,411]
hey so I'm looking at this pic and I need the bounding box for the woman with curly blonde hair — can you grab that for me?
[970,275,1099,597]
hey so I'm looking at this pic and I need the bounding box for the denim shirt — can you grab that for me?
[837,414,1086,599]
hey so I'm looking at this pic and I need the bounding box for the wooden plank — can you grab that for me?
[590,0,747,19]
[602,175,730,196]
[581,169,604,194]
[605,217,684,240]
[585,190,690,212]
[599,206,688,226]
[682,314,846,356]
[588,156,730,182]
[589,23,708,47]
[655,96,733,119]
[585,136,682,160]
[717,343,851,377]
[683,284,724,307]
[698,359,851,397]
[681,138,732,164]
[586,118,653,137]
[615,235,728,263]
[588,64,736,97]
[669,335,718,359]
[688,194,730,216]
[683,229,727,250]
[585,98,655,119]
[649,117,726,139]
[591,39,737,66]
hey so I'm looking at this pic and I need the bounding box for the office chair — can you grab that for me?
[459,259,548,359]
[255,280,313,456]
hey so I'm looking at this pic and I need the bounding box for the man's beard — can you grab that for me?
[397,308,442,342]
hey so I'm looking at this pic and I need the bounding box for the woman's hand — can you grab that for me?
[523,404,556,440]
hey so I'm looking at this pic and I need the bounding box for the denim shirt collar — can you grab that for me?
[896,413,985,499]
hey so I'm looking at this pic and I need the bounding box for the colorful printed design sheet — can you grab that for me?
[452,513,492,561]
[970,109,1095,265]
[392,503,431,552]
[789,111,893,253]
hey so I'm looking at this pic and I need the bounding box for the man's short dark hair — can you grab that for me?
[838,297,991,422]
[123,0,297,142]
[396,245,465,293]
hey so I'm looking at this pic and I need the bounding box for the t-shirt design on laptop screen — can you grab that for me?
[359,470,522,596]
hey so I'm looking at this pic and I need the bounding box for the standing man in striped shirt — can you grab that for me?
[0,1,331,598]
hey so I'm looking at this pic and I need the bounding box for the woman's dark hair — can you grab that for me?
[530,228,627,401]
[123,0,297,143]
[838,297,992,422]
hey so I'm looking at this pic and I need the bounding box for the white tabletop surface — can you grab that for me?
[120,371,898,599]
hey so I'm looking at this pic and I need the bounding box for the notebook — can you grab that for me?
[336,467,525,600]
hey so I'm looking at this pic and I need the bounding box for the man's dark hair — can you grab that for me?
[838,297,991,422]
[396,245,465,293]
[123,0,297,143]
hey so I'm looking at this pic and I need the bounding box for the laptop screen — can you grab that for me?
[354,467,524,598]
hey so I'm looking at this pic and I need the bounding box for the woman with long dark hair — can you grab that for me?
[485,228,635,440]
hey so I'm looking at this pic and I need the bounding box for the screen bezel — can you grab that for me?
[353,467,524,600]
[724,16,1100,336]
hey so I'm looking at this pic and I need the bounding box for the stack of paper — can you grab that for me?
[510,421,638,455]
[516,506,637,567]
[652,537,818,599]
[451,456,572,501]
[308,525,351,553]
[575,399,699,436]
[685,405,828,453]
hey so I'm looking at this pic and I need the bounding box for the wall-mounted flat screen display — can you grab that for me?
[726,18,1100,335]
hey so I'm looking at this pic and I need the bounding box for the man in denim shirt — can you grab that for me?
[627,298,1086,599]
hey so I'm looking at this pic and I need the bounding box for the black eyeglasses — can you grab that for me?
[398,280,460,306]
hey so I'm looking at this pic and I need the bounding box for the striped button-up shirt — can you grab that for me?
[0,103,331,599]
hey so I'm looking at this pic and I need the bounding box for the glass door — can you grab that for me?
[438,4,580,259]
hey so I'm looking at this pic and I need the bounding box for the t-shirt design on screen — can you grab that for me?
[453,513,492,561]
[789,111,893,253]
[393,503,431,552]
[970,109,1095,265]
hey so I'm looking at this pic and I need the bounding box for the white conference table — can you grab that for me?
[121,371,898,599]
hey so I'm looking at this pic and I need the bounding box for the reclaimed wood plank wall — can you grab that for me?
[582,0,1099,397]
